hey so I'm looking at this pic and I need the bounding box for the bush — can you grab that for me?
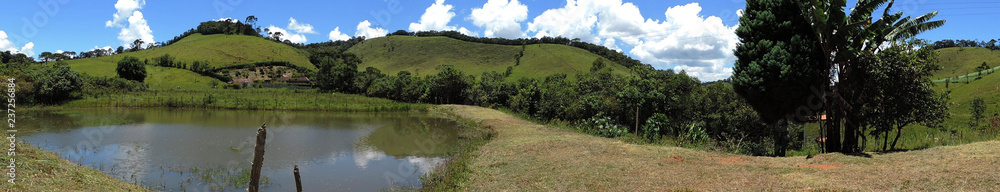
[680,121,709,144]
[116,56,147,82]
[641,113,670,142]
[202,94,215,107]
[578,113,628,138]
[422,66,472,104]
[508,78,540,115]
[31,62,83,103]
[155,54,175,67]
[85,76,148,92]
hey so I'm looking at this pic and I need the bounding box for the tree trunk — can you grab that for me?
[891,127,903,150]
[825,105,841,153]
[773,119,787,157]
[882,129,889,151]
[843,118,860,153]
[859,128,867,152]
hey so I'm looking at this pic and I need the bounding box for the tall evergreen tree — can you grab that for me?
[733,0,826,156]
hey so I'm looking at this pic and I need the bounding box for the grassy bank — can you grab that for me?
[58,88,426,112]
[418,105,496,191]
[0,139,150,191]
[433,105,1000,191]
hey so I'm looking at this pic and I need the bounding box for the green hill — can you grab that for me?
[65,33,314,75]
[932,47,1000,131]
[79,63,224,91]
[936,67,1000,121]
[67,33,313,70]
[346,36,631,79]
[64,33,314,90]
[933,47,1000,80]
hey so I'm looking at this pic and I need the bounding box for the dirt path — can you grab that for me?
[436,105,1000,191]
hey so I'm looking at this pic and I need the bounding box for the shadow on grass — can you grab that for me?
[842,152,873,158]
[873,146,932,155]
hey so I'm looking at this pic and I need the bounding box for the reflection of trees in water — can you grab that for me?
[361,117,460,157]
[21,109,148,133]
[22,110,78,132]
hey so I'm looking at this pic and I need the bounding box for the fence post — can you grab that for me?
[294,165,303,192]
[249,123,267,192]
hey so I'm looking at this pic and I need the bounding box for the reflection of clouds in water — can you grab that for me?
[353,145,386,169]
[407,156,446,175]
[112,142,150,179]
[351,124,385,169]
[109,123,155,179]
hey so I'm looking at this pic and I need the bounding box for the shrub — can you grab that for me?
[680,121,709,144]
[641,113,670,142]
[85,76,148,92]
[578,113,627,138]
[422,66,472,104]
[116,56,146,82]
[31,62,83,103]
[202,94,215,107]
[971,98,986,127]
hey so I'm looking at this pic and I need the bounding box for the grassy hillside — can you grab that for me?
[933,47,1000,80]
[63,33,314,90]
[69,34,313,69]
[931,47,1000,125]
[346,36,631,79]
[935,67,1000,125]
[70,62,224,91]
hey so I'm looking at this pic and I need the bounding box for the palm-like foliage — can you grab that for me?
[796,0,945,153]
[799,0,945,61]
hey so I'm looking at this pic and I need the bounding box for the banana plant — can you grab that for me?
[795,0,945,152]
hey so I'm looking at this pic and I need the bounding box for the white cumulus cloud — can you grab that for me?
[0,31,35,57]
[106,0,144,27]
[265,26,306,44]
[287,18,317,34]
[526,0,604,44]
[106,0,154,49]
[328,27,350,41]
[355,20,388,39]
[216,17,239,23]
[265,17,316,44]
[20,42,35,57]
[626,3,739,81]
[409,0,477,36]
[527,1,738,81]
[469,0,528,38]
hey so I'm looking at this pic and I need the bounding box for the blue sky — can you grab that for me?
[1,0,998,81]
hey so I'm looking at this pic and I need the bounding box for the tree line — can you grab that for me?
[932,39,1000,50]
[307,48,780,155]
[380,30,645,68]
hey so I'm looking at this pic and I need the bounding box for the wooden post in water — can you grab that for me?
[294,165,303,192]
[249,123,267,192]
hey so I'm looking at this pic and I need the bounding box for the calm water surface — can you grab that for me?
[19,109,462,191]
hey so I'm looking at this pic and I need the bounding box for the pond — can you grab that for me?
[19,109,462,191]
